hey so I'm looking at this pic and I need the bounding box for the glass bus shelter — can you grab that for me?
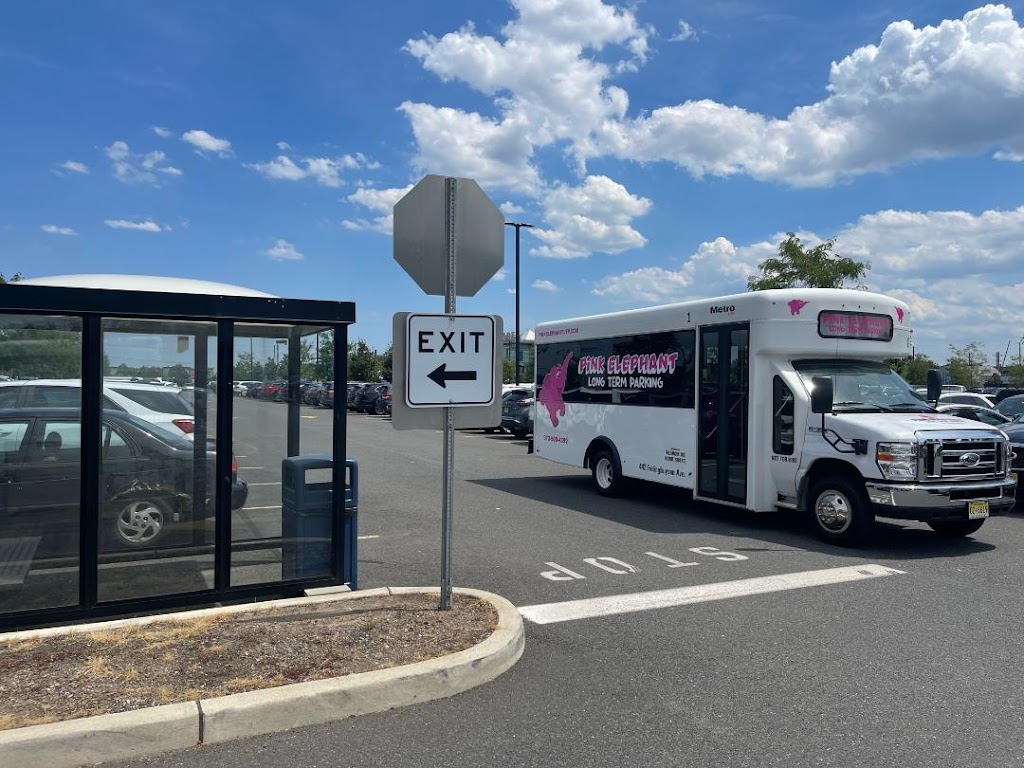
[0,278,355,631]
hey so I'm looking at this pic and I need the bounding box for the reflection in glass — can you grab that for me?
[231,325,335,586]
[0,315,82,614]
[97,319,217,602]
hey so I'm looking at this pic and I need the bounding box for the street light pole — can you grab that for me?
[504,221,533,385]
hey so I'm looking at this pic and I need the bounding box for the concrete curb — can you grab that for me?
[0,587,524,768]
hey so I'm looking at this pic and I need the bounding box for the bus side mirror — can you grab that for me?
[926,369,941,403]
[811,376,834,414]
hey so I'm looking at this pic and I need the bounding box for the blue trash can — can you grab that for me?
[281,455,358,586]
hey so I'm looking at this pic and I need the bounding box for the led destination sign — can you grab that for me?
[817,311,893,341]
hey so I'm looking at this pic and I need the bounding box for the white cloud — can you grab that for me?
[531,175,651,259]
[59,160,89,175]
[152,126,172,138]
[342,185,413,234]
[104,141,181,185]
[593,236,766,302]
[107,219,167,232]
[104,219,168,232]
[500,201,526,216]
[182,129,233,157]
[596,5,1024,185]
[247,153,376,188]
[264,239,304,261]
[276,141,292,150]
[532,279,559,292]
[589,203,1024,359]
[404,3,1024,193]
[668,21,697,42]
[40,224,77,236]
[493,267,509,281]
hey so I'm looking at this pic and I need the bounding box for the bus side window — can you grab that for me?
[773,376,794,455]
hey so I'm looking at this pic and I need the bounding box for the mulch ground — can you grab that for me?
[0,592,496,731]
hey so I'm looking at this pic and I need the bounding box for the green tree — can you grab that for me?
[502,359,516,383]
[379,344,393,382]
[890,355,938,385]
[0,272,22,284]
[946,342,986,388]
[747,234,869,291]
[348,339,379,381]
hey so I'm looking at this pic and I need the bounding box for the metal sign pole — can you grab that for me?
[441,177,457,611]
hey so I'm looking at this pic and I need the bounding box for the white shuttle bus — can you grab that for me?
[531,288,1015,545]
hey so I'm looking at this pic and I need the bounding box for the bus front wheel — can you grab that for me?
[591,448,624,497]
[808,475,873,546]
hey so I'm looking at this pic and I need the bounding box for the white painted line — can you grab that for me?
[518,564,905,625]
[247,482,282,486]
[238,466,265,470]
[241,505,281,511]
[357,535,379,541]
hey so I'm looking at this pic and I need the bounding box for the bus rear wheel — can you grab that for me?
[808,475,873,546]
[928,519,985,537]
[591,448,624,497]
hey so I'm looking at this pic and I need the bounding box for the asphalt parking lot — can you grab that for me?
[90,396,1024,766]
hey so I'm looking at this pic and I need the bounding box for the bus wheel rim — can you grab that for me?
[815,490,852,533]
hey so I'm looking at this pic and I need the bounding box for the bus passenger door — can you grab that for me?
[697,324,749,504]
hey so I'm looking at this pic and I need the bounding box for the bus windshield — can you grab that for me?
[793,359,931,413]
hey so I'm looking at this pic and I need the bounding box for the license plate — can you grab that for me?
[967,500,989,520]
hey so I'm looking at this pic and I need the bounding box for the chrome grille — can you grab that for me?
[922,436,1004,480]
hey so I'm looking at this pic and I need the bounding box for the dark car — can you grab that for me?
[303,382,326,405]
[0,407,248,554]
[353,383,390,414]
[320,381,336,408]
[501,387,535,438]
[994,388,1024,404]
[999,419,1024,500]
[994,394,1024,418]
[373,384,392,415]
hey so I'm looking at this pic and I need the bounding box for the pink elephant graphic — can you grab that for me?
[538,352,572,427]
[788,299,809,316]
[896,306,905,323]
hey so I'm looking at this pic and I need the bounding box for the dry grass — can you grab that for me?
[0,593,496,731]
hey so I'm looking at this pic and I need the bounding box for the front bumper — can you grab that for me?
[865,477,1016,521]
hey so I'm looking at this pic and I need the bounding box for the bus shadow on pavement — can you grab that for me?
[471,474,997,561]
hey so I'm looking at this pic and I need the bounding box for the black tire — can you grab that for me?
[510,427,528,438]
[591,447,624,497]
[107,497,173,549]
[928,519,986,537]
[374,399,385,415]
[808,475,874,546]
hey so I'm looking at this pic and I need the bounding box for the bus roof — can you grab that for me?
[535,288,911,346]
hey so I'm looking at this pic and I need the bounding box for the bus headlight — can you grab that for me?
[876,441,918,480]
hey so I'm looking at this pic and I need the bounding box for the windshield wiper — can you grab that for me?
[888,402,932,411]
[832,401,893,412]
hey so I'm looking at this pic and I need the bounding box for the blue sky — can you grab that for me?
[3,1,1024,366]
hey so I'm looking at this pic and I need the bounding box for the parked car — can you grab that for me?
[348,383,376,411]
[935,403,1011,426]
[318,382,335,408]
[373,384,392,415]
[0,379,196,439]
[938,392,995,408]
[994,388,1024,404]
[302,382,326,405]
[998,419,1024,499]
[353,383,390,414]
[0,407,248,553]
[245,382,264,399]
[259,380,286,402]
[994,394,1024,418]
[501,387,535,438]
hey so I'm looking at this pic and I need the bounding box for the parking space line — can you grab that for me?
[247,482,282,486]
[518,564,905,625]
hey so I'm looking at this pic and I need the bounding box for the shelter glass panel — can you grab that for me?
[97,318,217,602]
[231,325,336,586]
[0,314,83,614]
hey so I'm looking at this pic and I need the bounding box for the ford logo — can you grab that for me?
[960,452,981,467]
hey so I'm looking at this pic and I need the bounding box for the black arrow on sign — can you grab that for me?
[428,363,477,388]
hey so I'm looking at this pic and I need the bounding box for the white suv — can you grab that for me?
[0,379,196,439]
